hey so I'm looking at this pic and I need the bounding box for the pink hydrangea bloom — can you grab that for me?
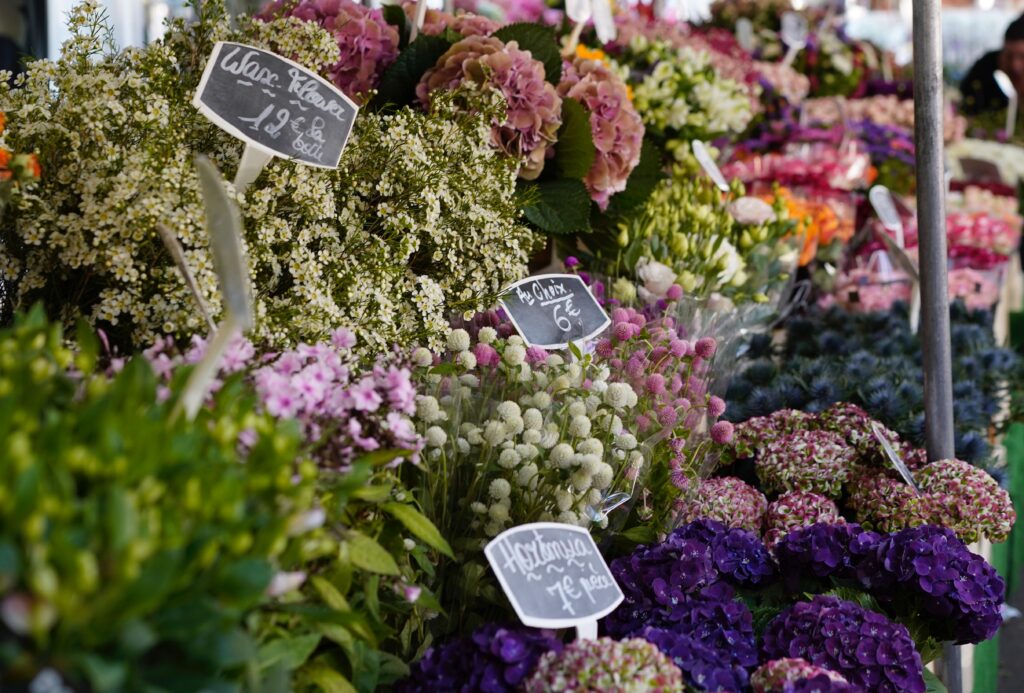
[416,35,563,180]
[763,491,843,548]
[756,429,855,498]
[402,2,500,37]
[557,57,644,209]
[680,476,768,532]
[259,0,400,103]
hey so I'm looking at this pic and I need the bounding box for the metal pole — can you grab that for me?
[911,1,960,691]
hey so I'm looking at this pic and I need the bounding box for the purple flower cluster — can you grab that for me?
[762,595,925,693]
[606,520,770,690]
[874,526,1005,644]
[398,623,562,692]
[774,523,882,589]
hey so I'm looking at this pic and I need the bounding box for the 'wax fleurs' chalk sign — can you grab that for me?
[484,523,624,630]
[498,274,610,350]
[193,41,358,169]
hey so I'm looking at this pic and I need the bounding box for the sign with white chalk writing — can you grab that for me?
[193,41,357,169]
[484,523,624,629]
[499,274,610,350]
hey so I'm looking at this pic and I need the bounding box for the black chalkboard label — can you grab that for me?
[484,523,624,628]
[193,42,357,168]
[498,274,610,350]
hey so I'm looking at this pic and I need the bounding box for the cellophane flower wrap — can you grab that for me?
[417,35,562,180]
[525,637,684,692]
[762,595,926,693]
[557,56,644,209]
[257,0,399,102]
[0,3,537,354]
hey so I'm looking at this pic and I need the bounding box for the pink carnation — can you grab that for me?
[259,0,400,103]
[557,57,644,209]
[417,36,563,180]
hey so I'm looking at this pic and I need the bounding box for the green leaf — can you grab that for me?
[351,483,392,503]
[381,4,409,48]
[923,668,948,693]
[371,35,452,109]
[521,179,592,235]
[346,532,400,575]
[381,502,454,558]
[75,318,100,373]
[604,137,664,218]
[303,662,358,693]
[257,634,322,672]
[553,98,596,179]
[493,23,562,84]
[619,525,658,545]
[377,651,411,685]
[311,575,351,612]
[78,653,128,692]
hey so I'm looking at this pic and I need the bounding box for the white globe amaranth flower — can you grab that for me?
[498,448,521,469]
[539,429,560,449]
[503,344,527,366]
[424,426,447,448]
[616,433,638,451]
[456,437,470,454]
[515,443,538,461]
[532,391,552,409]
[555,489,574,511]
[522,429,542,445]
[557,510,578,525]
[587,488,603,506]
[522,408,543,430]
[592,463,615,490]
[533,371,549,388]
[550,375,571,391]
[403,538,417,551]
[568,415,592,438]
[604,382,634,410]
[549,443,575,469]
[484,522,502,537]
[478,326,497,344]
[416,395,442,422]
[488,503,509,522]
[503,416,525,435]
[568,400,587,418]
[546,354,565,367]
[507,335,524,346]
[470,501,488,514]
[459,373,480,387]
[577,438,604,456]
[516,463,539,488]
[412,347,434,367]
[484,420,507,446]
[458,351,477,369]
[591,380,608,394]
[447,328,471,352]
[496,401,521,421]
[488,478,511,500]
[571,468,593,492]
[579,454,601,474]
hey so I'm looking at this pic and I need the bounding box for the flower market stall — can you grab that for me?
[1,0,1023,691]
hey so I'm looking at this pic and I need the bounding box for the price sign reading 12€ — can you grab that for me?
[484,523,624,631]
[498,274,610,350]
[193,42,358,170]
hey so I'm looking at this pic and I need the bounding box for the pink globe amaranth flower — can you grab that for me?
[680,476,767,532]
[710,420,734,444]
[417,35,563,180]
[708,395,726,418]
[557,57,644,209]
[259,0,400,103]
[751,658,850,693]
[401,2,500,37]
[694,337,717,359]
[472,342,500,367]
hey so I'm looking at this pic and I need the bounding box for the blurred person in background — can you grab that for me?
[961,13,1024,115]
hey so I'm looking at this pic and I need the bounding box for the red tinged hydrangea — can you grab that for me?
[763,491,843,548]
[679,476,768,532]
[258,0,399,102]
[916,459,1015,543]
[762,595,925,693]
[752,658,852,693]
[756,429,855,497]
[417,36,562,180]
[525,637,684,692]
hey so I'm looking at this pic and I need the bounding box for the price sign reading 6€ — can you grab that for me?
[498,274,610,350]
[193,41,358,191]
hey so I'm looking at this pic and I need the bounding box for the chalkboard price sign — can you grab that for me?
[498,274,610,350]
[484,523,624,629]
[193,41,358,169]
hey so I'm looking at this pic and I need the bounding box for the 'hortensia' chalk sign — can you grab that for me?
[193,41,358,185]
[499,274,610,350]
[484,523,623,631]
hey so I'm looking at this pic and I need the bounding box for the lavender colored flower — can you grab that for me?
[875,525,1005,644]
[752,658,852,693]
[400,623,563,692]
[259,0,399,102]
[557,57,644,209]
[756,429,855,497]
[762,596,925,693]
[525,637,683,692]
[417,36,562,180]
[679,476,768,532]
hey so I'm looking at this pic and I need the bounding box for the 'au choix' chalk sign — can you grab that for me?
[193,41,358,189]
[484,523,624,632]
[499,274,610,350]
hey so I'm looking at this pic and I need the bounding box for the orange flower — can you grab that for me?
[0,148,10,169]
[0,111,6,136]
[762,187,841,266]
[575,44,609,64]
[24,153,40,179]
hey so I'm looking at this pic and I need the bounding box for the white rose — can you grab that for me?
[636,258,677,299]
[728,197,775,225]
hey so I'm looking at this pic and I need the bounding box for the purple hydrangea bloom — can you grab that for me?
[398,623,562,692]
[641,626,752,692]
[875,525,1005,644]
[783,675,864,692]
[774,523,883,589]
[673,518,778,587]
[762,596,925,693]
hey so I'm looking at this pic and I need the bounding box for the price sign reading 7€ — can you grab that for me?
[499,274,610,350]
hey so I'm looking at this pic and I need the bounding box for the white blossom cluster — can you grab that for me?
[0,1,536,353]
[628,37,754,143]
[414,329,645,547]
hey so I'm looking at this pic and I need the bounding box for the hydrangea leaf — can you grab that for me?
[371,35,452,109]
[521,179,592,235]
[604,137,665,218]
[381,4,409,48]
[492,23,562,84]
[382,502,454,558]
[554,97,596,180]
